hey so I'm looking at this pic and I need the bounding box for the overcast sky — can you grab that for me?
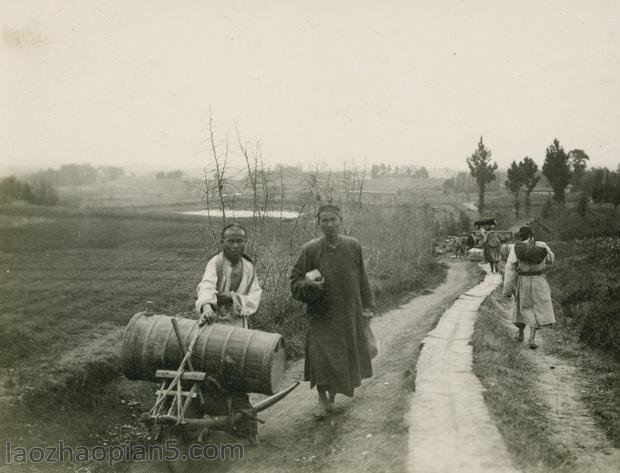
[2,0,619,173]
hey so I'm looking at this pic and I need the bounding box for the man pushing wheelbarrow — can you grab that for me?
[121,223,298,472]
[194,223,263,444]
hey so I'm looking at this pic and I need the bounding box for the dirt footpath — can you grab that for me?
[485,296,620,473]
[124,260,480,473]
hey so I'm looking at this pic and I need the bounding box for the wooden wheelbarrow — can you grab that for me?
[122,312,299,472]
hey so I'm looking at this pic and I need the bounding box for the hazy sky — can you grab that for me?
[2,0,619,173]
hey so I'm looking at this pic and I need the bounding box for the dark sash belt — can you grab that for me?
[518,271,544,276]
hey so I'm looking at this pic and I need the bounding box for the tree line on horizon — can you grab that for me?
[370,163,429,179]
[30,163,126,187]
[0,163,126,206]
[1,150,617,213]
[464,136,620,216]
[0,176,59,206]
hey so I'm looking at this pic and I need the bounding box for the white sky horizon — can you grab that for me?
[2,0,619,174]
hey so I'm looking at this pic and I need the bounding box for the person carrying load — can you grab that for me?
[480,226,502,273]
[502,225,556,349]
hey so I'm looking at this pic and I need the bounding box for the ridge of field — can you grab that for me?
[53,175,449,209]
[56,176,205,208]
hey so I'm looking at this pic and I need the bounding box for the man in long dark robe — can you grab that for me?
[290,204,374,417]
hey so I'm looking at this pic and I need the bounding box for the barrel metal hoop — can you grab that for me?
[121,313,142,376]
[161,323,173,366]
[258,336,278,390]
[238,330,256,376]
[218,327,236,377]
[122,312,142,360]
[141,315,161,377]
[199,325,214,372]
[185,323,198,362]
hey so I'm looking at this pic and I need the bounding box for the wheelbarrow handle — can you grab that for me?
[252,381,300,413]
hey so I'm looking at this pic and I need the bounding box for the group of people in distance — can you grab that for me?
[192,205,556,444]
[453,223,501,273]
[193,203,375,443]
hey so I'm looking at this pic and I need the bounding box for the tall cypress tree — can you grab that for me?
[519,157,540,217]
[543,139,571,204]
[466,136,497,215]
[505,161,523,218]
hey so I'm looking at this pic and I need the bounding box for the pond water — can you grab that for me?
[179,209,301,219]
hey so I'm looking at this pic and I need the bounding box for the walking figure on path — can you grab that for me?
[503,225,556,349]
[480,225,502,273]
[290,204,375,418]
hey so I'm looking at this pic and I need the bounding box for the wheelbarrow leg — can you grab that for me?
[161,425,192,473]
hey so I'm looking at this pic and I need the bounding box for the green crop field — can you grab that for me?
[0,206,214,372]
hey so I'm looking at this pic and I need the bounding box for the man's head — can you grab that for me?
[517,225,533,241]
[317,203,342,238]
[221,223,247,263]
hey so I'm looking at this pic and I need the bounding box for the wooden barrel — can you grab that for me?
[121,313,286,395]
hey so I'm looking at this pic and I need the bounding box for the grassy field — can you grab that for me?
[0,206,210,368]
[547,237,620,356]
[544,236,620,447]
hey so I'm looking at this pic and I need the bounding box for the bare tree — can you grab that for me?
[208,109,229,222]
[201,168,218,244]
